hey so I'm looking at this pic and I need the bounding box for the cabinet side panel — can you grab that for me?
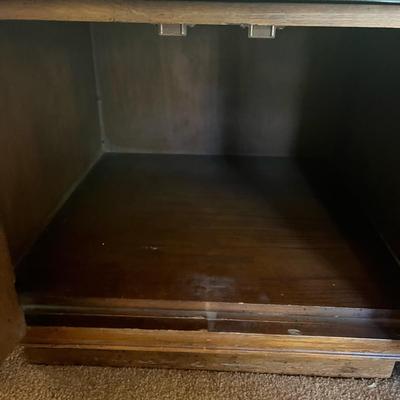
[0,21,101,261]
[327,29,400,261]
[0,226,25,361]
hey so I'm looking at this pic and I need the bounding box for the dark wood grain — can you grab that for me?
[93,24,360,159]
[17,154,400,310]
[93,24,314,156]
[0,21,101,262]
[20,297,400,339]
[0,226,25,361]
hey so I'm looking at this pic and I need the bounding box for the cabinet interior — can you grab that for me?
[2,21,400,340]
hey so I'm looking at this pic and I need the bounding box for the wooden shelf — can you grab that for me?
[1,1,400,28]
[17,153,400,339]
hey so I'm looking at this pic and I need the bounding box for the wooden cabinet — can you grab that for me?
[1,0,400,378]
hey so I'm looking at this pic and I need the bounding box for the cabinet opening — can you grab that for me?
[2,21,400,341]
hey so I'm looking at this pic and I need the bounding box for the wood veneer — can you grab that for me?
[0,227,25,361]
[92,24,325,156]
[1,1,400,29]
[23,326,400,378]
[0,21,101,262]
[17,154,400,337]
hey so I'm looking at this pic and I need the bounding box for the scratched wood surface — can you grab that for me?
[17,154,400,310]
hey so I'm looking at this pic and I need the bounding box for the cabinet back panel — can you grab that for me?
[0,21,101,262]
[94,24,342,157]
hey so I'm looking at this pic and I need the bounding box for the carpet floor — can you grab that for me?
[0,347,399,400]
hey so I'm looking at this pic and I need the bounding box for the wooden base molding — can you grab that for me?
[24,327,400,378]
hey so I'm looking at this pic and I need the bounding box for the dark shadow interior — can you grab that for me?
[1,22,400,338]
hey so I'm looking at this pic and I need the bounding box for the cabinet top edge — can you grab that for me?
[1,1,400,28]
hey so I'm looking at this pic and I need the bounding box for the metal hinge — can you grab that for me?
[247,25,277,39]
[158,24,187,37]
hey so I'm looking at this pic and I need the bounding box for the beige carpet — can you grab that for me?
[1,347,399,400]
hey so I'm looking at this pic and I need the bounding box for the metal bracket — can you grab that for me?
[248,25,276,39]
[158,24,187,37]
[157,23,279,39]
